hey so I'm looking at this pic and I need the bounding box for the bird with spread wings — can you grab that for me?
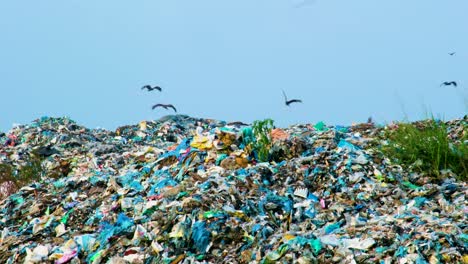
[282,90,302,106]
[152,104,177,112]
[440,81,457,87]
[142,85,162,92]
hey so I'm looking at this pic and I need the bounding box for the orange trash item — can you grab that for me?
[270,128,289,141]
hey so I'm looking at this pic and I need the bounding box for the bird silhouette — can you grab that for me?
[282,90,302,106]
[448,52,456,56]
[152,104,177,112]
[440,81,457,87]
[142,85,162,92]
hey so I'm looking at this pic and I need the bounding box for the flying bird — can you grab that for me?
[448,52,456,56]
[152,104,177,112]
[440,81,457,87]
[142,85,162,92]
[282,90,302,106]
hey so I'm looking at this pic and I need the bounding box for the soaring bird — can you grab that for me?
[142,85,162,92]
[152,104,177,112]
[448,52,456,56]
[282,90,302,106]
[440,81,457,87]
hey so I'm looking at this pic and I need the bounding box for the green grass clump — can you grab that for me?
[252,118,275,162]
[0,164,17,200]
[18,155,44,183]
[381,119,467,181]
[0,154,44,199]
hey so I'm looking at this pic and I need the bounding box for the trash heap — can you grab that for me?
[0,115,467,264]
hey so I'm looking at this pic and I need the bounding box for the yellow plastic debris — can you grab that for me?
[190,135,213,150]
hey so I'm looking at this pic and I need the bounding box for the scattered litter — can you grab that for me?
[0,115,466,263]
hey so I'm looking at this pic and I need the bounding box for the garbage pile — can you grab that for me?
[0,115,466,263]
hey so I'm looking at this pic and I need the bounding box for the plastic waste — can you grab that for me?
[0,115,466,263]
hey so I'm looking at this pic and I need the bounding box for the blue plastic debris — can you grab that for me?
[192,221,211,253]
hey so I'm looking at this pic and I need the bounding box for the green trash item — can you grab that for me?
[176,191,188,199]
[264,244,289,263]
[60,209,74,224]
[310,239,322,255]
[314,121,327,131]
[459,233,468,242]
[287,236,322,255]
[18,221,28,232]
[401,181,422,190]
[241,127,254,146]
[89,250,104,263]
[203,211,225,219]
[53,180,66,189]
[10,194,24,205]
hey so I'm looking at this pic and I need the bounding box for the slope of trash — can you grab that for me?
[0,115,466,263]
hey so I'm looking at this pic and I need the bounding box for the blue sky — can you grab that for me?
[1,0,467,131]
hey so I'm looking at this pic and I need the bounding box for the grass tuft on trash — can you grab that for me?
[251,118,275,162]
[0,154,44,199]
[0,164,17,200]
[380,119,467,181]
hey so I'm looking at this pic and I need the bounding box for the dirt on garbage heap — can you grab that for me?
[0,115,466,264]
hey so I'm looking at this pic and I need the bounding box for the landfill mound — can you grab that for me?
[0,115,467,263]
